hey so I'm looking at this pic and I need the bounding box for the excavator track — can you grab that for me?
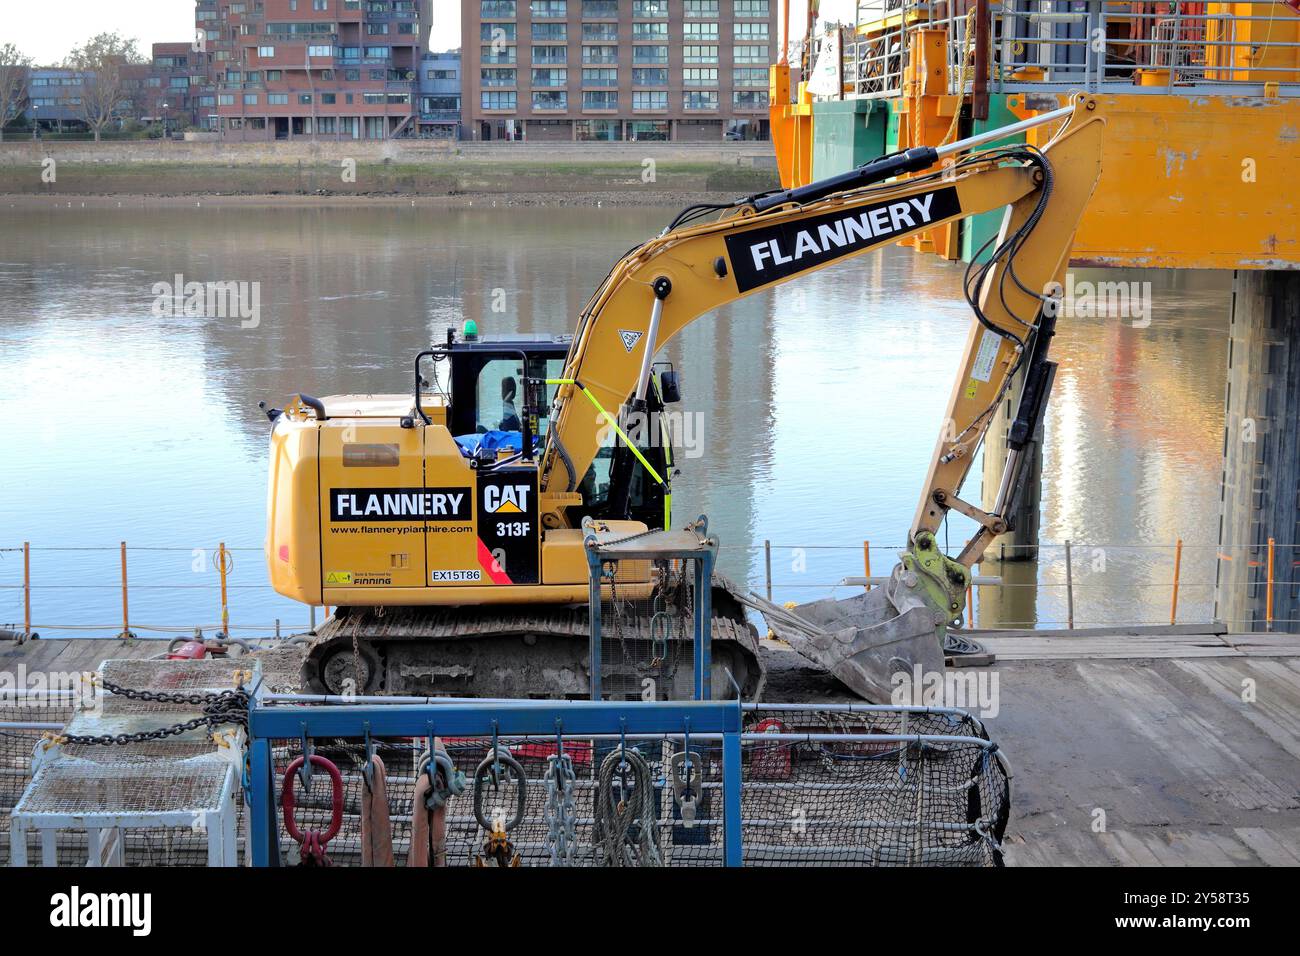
[301,578,766,701]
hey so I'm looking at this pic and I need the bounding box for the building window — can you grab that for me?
[365,47,389,59]
[632,90,668,110]
[583,90,617,110]
[733,44,769,63]
[217,93,235,105]
[582,45,618,64]
[530,0,567,16]
[734,22,769,40]
[531,23,567,42]
[733,0,769,15]
[481,0,516,16]
[631,68,667,86]
[734,67,767,87]
[322,93,337,104]
[632,0,668,16]
[683,68,718,87]
[632,45,668,64]
[482,91,517,110]
[684,22,719,41]
[482,23,516,42]
[531,68,568,87]
[531,45,567,65]
[268,93,289,104]
[576,118,622,140]
[733,90,769,108]
[482,68,517,87]
[481,45,517,64]
[582,68,617,88]
[366,23,390,35]
[581,0,618,16]
[299,94,313,104]
[267,70,283,80]
[632,22,669,40]
[258,46,275,57]
[243,93,258,104]
[628,119,669,140]
[532,90,568,110]
[684,0,719,15]
[683,45,719,64]
[345,69,360,80]
[684,91,719,110]
[308,45,332,57]
[581,23,618,41]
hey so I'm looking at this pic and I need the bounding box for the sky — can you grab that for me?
[1,0,464,64]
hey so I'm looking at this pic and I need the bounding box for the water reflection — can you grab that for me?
[0,205,1230,633]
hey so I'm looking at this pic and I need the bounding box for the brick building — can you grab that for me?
[200,0,433,141]
[460,0,778,142]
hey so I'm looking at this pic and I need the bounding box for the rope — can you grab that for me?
[593,746,662,867]
[359,753,394,867]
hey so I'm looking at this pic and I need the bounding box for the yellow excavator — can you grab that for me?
[263,95,1105,701]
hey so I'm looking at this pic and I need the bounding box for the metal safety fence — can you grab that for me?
[844,0,1300,99]
[3,536,1296,637]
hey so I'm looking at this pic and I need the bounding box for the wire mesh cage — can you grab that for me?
[261,704,1009,868]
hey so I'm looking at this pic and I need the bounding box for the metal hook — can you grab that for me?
[298,722,313,790]
[491,720,502,786]
[683,716,693,785]
[362,722,376,790]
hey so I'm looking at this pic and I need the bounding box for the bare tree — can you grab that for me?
[0,43,33,143]
[65,33,143,142]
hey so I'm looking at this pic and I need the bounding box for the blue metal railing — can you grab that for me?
[244,695,745,866]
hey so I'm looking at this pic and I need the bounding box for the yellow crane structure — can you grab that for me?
[769,0,1300,632]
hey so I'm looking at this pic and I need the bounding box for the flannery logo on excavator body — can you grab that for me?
[725,186,962,294]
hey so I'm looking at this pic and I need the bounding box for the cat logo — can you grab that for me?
[619,329,643,353]
[483,484,529,514]
[324,571,353,585]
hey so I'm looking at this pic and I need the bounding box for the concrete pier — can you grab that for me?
[1215,270,1300,633]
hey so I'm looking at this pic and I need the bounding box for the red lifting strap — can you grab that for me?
[282,754,344,866]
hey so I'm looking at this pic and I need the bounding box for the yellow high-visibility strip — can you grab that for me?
[546,378,666,487]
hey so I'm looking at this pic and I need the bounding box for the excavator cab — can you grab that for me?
[436,330,672,531]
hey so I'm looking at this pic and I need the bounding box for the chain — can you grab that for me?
[543,752,579,867]
[51,679,250,747]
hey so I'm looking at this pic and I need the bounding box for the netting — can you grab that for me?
[265,705,1009,868]
[599,556,698,700]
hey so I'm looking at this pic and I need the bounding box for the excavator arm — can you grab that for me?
[541,94,1104,626]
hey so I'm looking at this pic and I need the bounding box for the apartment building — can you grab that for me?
[418,50,462,137]
[201,0,433,141]
[461,0,778,142]
[23,69,87,131]
[127,43,205,131]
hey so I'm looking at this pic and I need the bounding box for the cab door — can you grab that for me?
[318,420,427,588]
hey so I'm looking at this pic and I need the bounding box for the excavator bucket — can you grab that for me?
[751,566,949,703]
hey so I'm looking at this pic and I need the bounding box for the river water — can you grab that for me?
[0,202,1231,636]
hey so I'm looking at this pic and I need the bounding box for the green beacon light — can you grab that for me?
[463,319,479,341]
